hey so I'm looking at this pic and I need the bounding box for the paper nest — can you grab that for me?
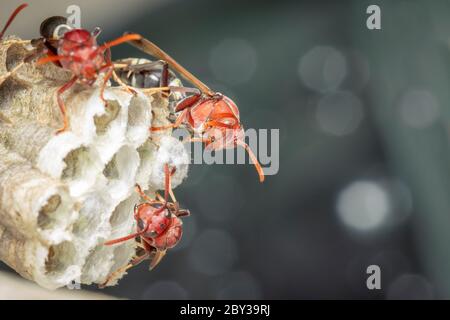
[0,37,189,289]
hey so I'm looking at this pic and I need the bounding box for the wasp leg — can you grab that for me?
[149,249,166,270]
[105,48,137,96]
[112,69,137,95]
[159,60,170,98]
[150,107,189,132]
[99,65,113,107]
[164,163,177,204]
[135,184,159,204]
[120,59,171,97]
[55,76,78,134]
[99,249,150,288]
[109,52,138,96]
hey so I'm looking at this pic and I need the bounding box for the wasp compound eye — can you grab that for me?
[137,218,145,231]
[148,230,158,238]
[40,16,69,40]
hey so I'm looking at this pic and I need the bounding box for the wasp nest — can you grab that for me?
[0,37,189,289]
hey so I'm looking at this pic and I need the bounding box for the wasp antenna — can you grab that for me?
[0,3,28,40]
[164,163,178,204]
[104,230,144,246]
[100,33,142,51]
[164,163,170,203]
[36,55,66,65]
[236,140,265,183]
[149,250,166,270]
[135,183,156,203]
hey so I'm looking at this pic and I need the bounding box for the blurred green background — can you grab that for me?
[3,0,450,299]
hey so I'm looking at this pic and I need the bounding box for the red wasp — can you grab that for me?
[127,36,265,182]
[35,25,141,134]
[0,4,142,134]
[101,163,189,287]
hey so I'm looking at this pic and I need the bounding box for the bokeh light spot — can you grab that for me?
[316,91,364,136]
[399,89,439,129]
[298,46,347,92]
[337,181,390,231]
